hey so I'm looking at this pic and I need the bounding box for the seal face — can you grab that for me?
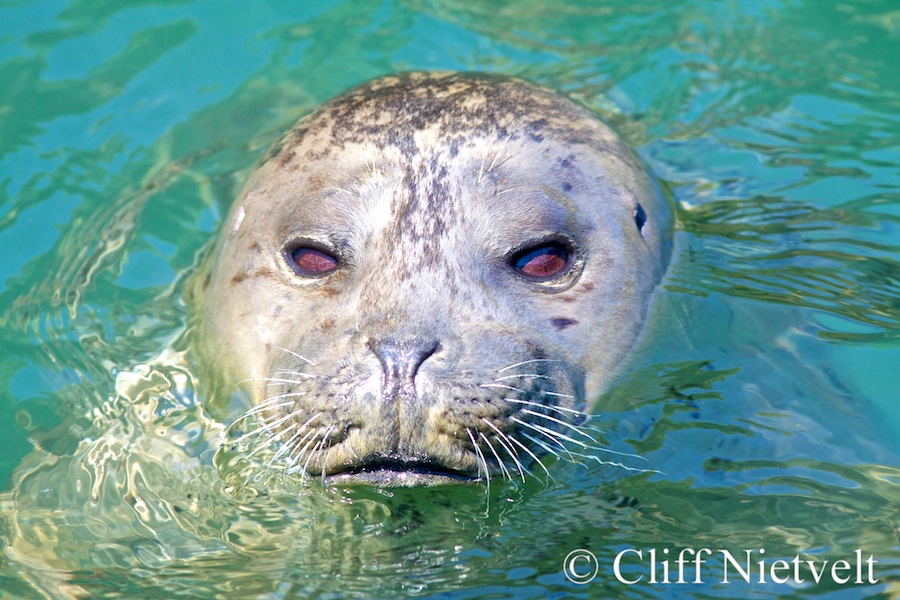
[196,72,673,486]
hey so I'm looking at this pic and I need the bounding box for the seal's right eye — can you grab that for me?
[287,246,339,277]
[512,243,572,281]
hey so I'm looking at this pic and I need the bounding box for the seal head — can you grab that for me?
[195,72,672,486]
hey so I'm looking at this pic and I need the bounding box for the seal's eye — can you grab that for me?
[512,243,571,280]
[288,246,339,277]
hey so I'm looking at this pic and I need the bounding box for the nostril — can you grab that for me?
[368,337,440,381]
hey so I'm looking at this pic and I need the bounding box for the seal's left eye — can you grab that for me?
[512,243,571,280]
[288,247,339,277]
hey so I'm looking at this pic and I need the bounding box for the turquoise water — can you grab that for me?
[1,1,899,598]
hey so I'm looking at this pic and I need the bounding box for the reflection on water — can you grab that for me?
[1,0,899,597]
[673,195,900,343]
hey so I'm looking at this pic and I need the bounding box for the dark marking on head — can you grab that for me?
[273,72,613,171]
[201,273,211,291]
[231,266,275,286]
[562,182,572,192]
[527,118,547,142]
[550,318,578,331]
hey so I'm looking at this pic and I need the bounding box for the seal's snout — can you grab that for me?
[368,336,440,384]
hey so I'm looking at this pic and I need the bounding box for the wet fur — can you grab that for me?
[194,72,673,486]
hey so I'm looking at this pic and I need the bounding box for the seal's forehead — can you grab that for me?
[272,72,619,167]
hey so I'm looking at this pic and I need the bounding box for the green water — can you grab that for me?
[1,1,899,598]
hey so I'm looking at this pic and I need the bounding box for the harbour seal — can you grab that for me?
[193,71,673,486]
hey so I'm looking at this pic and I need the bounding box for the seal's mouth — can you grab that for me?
[324,458,477,487]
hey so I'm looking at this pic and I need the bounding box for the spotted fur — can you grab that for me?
[195,72,673,486]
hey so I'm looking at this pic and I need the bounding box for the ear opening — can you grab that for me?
[634,203,647,236]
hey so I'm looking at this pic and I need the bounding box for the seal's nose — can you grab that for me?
[369,337,440,382]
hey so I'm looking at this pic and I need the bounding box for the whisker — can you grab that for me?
[273,369,315,379]
[506,434,552,479]
[505,398,591,418]
[290,430,321,479]
[320,428,335,484]
[274,346,317,367]
[271,424,311,464]
[542,391,575,400]
[512,418,579,462]
[466,428,490,489]
[260,377,316,386]
[226,401,292,431]
[494,185,541,196]
[302,426,333,480]
[327,186,354,196]
[234,375,311,388]
[231,410,300,445]
[519,431,562,461]
[284,412,324,455]
[259,391,307,403]
[518,411,645,461]
[271,411,323,465]
[520,409,598,444]
[493,373,548,382]
[482,419,528,482]
[487,133,512,172]
[249,422,297,461]
[497,359,563,373]
[515,418,588,451]
[287,429,317,465]
[480,432,512,481]
[233,394,304,422]
[480,383,526,394]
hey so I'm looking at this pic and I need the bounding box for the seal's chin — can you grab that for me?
[324,459,478,487]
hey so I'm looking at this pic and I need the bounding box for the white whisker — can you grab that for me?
[494,185,539,196]
[542,391,575,399]
[271,424,309,464]
[520,409,598,443]
[480,383,526,394]
[234,376,311,389]
[497,359,563,373]
[519,431,561,461]
[493,373,548,382]
[512,418,579,462]
[505,397,590,418]
[467,428,490,489]
[273,369,315,379]
[274,346,316,366]
[239,400,293,419]
[507,434,552,479]
[482,419,528,482]
[513,417,587,450]
[231,410,299,445]
[480,432,511,481]
[486,133,512,173]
